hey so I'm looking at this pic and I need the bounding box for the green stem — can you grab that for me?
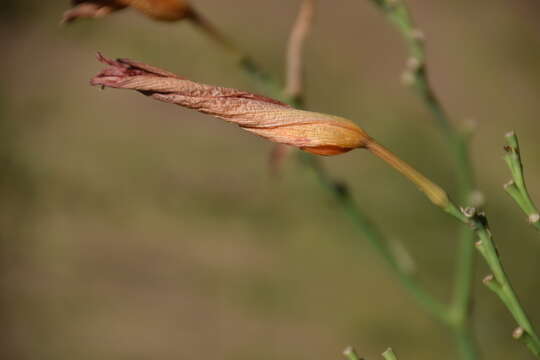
[366,1,478,358]
[453,321,478,360]
[471,213,540,356]
[503,132,540,231]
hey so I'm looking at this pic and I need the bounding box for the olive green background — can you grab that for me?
[1,1,540,359]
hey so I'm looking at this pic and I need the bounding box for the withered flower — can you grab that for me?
[91,54,453,210]
[91,53,371,156]
[62,0,192,24]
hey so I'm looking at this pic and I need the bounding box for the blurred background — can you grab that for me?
[1,1,540,359]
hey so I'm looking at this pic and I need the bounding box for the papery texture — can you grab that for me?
[91,54,371,155]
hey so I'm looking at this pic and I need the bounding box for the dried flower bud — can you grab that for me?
[90,53,371,156]
[62,0,192,24]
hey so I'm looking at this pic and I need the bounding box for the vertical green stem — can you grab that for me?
[366,1,478,358]
[473,214,540,356]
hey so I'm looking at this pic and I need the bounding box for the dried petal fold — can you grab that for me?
[91,53,371,155]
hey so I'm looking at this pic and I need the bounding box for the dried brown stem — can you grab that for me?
[285,0,316,102]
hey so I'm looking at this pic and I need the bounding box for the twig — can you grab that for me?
[366,1,477,359]
[188,8,287,102]
[285,0,315,104]
[503,132,540,231]
[270,0,316,174]
[464,209,540,356]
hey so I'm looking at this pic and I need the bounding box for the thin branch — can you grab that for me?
[270,0,316,174]
[466,210,540,356]
[285,0,315,104]
[503,131,540,231]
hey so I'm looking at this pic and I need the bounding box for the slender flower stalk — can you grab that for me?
[270,0,316,173]
[366,141,448,209]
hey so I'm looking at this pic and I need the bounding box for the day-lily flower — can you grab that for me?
[91,53,452,210]
[62,0,192,24]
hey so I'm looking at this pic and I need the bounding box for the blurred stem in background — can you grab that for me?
[503,132,540,231]
[0,92,35,359]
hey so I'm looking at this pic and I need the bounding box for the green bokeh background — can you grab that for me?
[1,1,540,359]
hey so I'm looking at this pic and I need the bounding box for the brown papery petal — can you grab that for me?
[91,54,372,155]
